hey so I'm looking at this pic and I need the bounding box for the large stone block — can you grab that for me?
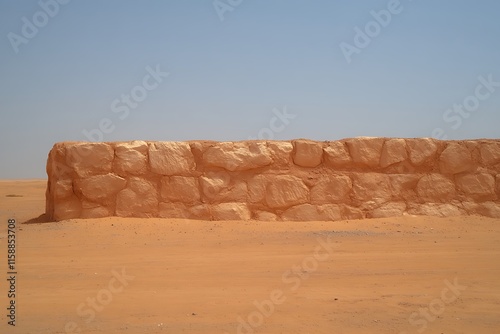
[408,203,462,217]
[389,174,419,201]
[81,205,112,219]
[218,181,247,202]
[456,173,496,200]
[188,204,212,219]
[370,202,406,218]
[416,174,456,202]
[200,171,230,199]
[310,175,352,204]
[203,142,272,171]
[212,203,251,220]
[439,143,474,174]
[159,202,212,220]
[254,211,278,221]
[293,140,323,167]
[323,141,351,167]
[200,172,247,202]
[341,205,364,220]
[352,173,391,203]
[345,137,384,168]
[265,175,309,209]
[116,178,159,217]
[380,139,408,168]
[114,141,148,175]
[480,142,500,166]
[282,204,342,221]
[473,202,500,218]
[267,141,293,166]
[407,138,438,166]
[159,202,189,219]
[247,175,269,204]
[161,176,200,204]
[52,179,73,200]
[53,195,82,221]
[75,173,127,202]
[66,143,114,177]
[47,143,72,179]
[149,142,195,175]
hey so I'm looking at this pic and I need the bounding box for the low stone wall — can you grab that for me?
[45,138,500,221]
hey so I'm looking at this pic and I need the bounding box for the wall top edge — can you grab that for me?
[51,137,500,146]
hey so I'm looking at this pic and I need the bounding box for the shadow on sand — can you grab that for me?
[22,214,54,224]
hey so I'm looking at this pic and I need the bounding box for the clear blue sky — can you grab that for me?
[1,0,499,178]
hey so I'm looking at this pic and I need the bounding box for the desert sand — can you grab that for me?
[1,179,500,333]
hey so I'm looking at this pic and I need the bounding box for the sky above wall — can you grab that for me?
[1,0,499,178]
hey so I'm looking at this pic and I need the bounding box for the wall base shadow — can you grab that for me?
[22,213,54,224]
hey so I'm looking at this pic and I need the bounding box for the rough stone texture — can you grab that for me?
[293,140,323,167]
[200,172,247,203]
[53,195,82,221]
[341,205,364,220]
[417,174,456,202]
[75,174,127,202]
[247,175,269,204]
[254,211,278,221]
[323,141,351,167]
[497,174,500,195]
[408,203,462,217]
[212,203,251,220]
[161,176,200,204]
[149,142,195,175]
[473,202,500,218]
[46,143,71,179]
[389,174,419,201]
[116,178,158,217]
[52,179,73,200]
[352,173,391,204]
[480,142,500,166]
[370,202,407,218]
[203,142,271,171]
[200,172,230,200]
[159,202,189,219]
[282,204,342,221]
[310,175,352,204]
[81,205,111,219]
[345,137,385,168]
[407,138,438,166]
[456,173,496,201]
[439,143,474,174]
[114,141,148,175]
[380,139,407,168]
[46,138,500,221]
[265,175,309,209]
[66,143,114,177]
[267,142,293,166]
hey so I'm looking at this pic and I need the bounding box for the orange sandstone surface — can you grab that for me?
[46,138,500,221]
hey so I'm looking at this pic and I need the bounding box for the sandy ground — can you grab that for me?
[0,180,499,334]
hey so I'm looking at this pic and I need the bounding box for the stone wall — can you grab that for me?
[45,138,500,221]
